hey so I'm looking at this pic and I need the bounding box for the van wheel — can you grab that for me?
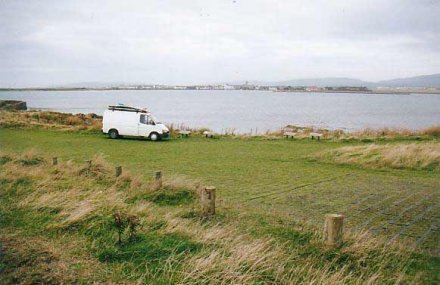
[149,132,160,141]
[109,129,119,139]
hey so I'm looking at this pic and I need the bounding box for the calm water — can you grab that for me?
[1,90,439,133]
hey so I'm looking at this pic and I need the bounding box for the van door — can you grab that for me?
[138,114,154,137]
[113,111,138,136]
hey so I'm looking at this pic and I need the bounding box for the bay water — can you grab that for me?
[1,90,439,133]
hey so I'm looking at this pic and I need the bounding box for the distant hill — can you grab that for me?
[231,74,440,88]
[376,74,440,88]
[45,73,440,89]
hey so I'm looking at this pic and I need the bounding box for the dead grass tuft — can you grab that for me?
[129,174,145,192]
[0,234,71,284]
[76,154,114,179]
[162,174,201,192]
[0,232,107,284]
[14,149,46,166]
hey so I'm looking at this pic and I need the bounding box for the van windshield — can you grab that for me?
[150,115,161,124]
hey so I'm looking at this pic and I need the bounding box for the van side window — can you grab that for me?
[140,114,154,125]
[140,114,147,124]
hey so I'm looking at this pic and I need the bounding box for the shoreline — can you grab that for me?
[1,87,440,95]
[1,108,439,138]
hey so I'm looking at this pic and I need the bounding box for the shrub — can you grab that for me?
[113,212,141,243]
[113,212,127,244]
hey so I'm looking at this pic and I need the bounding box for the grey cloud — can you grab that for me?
[0,0,439,86]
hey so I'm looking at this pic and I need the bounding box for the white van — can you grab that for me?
[102,105,170,141]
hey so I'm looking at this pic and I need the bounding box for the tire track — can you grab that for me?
[245,173,351,201]
[388,202,440,244]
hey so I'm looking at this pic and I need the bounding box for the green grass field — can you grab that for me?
[1,128,439,283]
[1,129,438,247]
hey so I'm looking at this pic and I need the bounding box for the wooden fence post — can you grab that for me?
[323,214,344,246]
[52,157,58,166]
[201,186,216,217]
[115,166,122,177]
[154,171,162,188]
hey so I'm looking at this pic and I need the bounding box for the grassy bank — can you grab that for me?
[0,115,439,283]
[1,110,439,140]
[0,110,102,132]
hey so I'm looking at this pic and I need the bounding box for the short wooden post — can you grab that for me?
[52,157,58,166]
[154,171,162,188]
[201,186,216,217]
[115,166,122,177]
[323,214,344,246]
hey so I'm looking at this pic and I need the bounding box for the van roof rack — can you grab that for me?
[108,105,148,113]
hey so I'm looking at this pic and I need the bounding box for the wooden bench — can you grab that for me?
[283,131,296,139]
[178,130,191,138]
[310,132,323,140]
[203,131,216,138]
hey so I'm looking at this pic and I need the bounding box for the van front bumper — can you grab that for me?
[161,132,171,140]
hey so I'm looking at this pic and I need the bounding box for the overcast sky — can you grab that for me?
[1,0,439,87]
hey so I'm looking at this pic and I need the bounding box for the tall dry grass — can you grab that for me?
[166,123,213,137]
[313,142,440,170]
[281,125,440,141]
[338,125,440,141]
[421,125,440,136]
[0,110,102,131]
